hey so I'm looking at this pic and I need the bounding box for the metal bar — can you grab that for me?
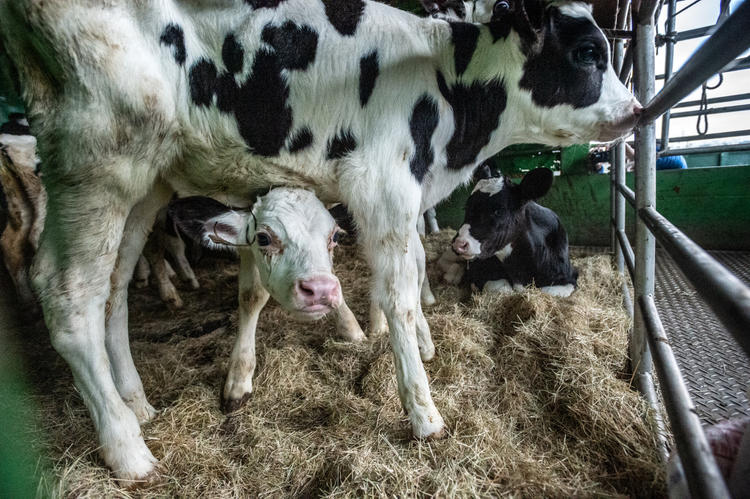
[639,295,731,498]
[613,143,627,274]
[659,142,750,157]
[639,206,750,357]
[619,44,634,83]
[640,0,750,123]
[656,55,750,80]
[660,0,677,149]
[614,225,635,281]
[669,103,750,119]
[632,5,658,415]
[673,92,750,109]
[674,24,714,42]
[604,28,633,39]
[635,0,660,24]
[668,129,750,143]
[615,182,635,208]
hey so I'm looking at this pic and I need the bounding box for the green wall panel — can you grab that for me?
[436,166,750,250]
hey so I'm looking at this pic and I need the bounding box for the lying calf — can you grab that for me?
[169,189,365,412]
[451,167,578,297]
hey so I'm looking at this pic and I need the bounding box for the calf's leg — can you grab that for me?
[32,178,157,481]
[344,178,444,439]
[335,299,366,342]
[106,180,173,424]
[222,248,269,412]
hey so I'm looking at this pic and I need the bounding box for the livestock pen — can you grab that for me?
[1,0,749,497]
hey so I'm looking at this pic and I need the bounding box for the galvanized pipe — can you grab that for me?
[668,128,750,143]
[632,4,659,423]
[669,102,750,119]
[613,142,627,273]
[660,0,677,149]
[639,206,750,357]
[613,226,635,281]
[639,295,730,498]
[615,181,635,208]
[673,91,750,109]
[640,0,750,124]
[660,142,750,157]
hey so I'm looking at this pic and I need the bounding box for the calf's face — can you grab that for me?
[424,0,641,144]
[452,167,553,260]
[170,189,344,321]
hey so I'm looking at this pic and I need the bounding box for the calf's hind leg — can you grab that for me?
[32,173,158,481]
[107,180,173,424]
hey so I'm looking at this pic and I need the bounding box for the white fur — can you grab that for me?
[540,284,575,297]
[484,279,513,293]
[472,177,504,195]
[457,224,482,257]
[495,243,513,261]
[0,0,637,477]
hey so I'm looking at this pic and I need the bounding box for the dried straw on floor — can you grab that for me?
[20,231,665,497]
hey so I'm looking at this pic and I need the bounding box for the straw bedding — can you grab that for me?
[17,231,665,497]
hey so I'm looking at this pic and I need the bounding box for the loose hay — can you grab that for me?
[18,231,665,497]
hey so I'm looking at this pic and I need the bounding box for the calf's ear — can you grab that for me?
[519,167,553,200]
[473,162,493,181]
[168,196,250,250]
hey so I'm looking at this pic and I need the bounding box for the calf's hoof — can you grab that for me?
[419,343,435,362]
[221,392,252,414]
[412,413,446,440]
[125,397,158,425]
[421,291,436,307]
[134,279,149,289]
[121,465,165,490]
[188,278,200,290]
[337,322,366,343]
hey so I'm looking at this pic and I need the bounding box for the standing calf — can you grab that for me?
[0,0,639,479]
[452,167,578,296]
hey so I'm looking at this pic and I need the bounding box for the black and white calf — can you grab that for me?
[0,0,639,479]
[452,167,578,296]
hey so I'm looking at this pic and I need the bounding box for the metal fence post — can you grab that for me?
[631,0,660,416]
[660,0,677,149]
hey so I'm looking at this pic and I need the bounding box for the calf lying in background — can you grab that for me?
[451,167,578,297]
[168,190,365,412]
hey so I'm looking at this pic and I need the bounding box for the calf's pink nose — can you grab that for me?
[295,276,341,307]
[453,238,469,255]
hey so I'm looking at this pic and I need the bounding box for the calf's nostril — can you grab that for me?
[297,281,315,297]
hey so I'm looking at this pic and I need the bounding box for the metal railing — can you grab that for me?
[610,0,750,496]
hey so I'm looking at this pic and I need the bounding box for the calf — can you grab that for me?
[0,119,44,309]
[453,167,578,296]
[167,190,365,413]
[0,0,639,479]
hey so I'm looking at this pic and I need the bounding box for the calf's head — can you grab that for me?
[170,189,344,320]
[424,0,641,144]
[453,167,553,260]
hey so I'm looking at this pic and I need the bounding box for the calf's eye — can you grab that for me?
[332,231,341,244]
[494,0,511,14]
[256,233,271,246]
[574,45,598,65]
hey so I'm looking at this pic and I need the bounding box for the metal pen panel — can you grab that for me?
[639,206,750,357]
[640,0,750,123]
[639,295,730,497]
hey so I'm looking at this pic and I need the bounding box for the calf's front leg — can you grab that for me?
[222,248,270,413]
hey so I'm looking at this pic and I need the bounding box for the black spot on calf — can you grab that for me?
[288,127,314,153]
[359,50,379,107]
[437,71,507,170]
[160,23,186,66]
[245,0,287,8]
[261,22,318,70]
[189,59,218,107]
[520,8,606,108]
[322,0,365,36]
[222,34,245,73]
[449,22,479,76]
[408,95,439,183]
[227,50,293,157]
[326,129,357,160]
